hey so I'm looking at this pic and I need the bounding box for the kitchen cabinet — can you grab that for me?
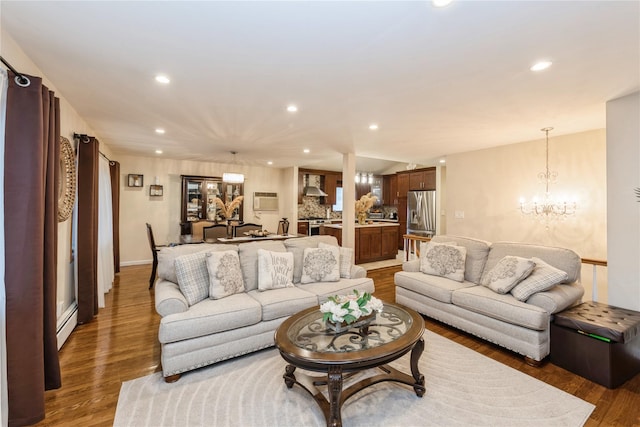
[408,168,436,190]
[321,225,342,246]
[324,173,340,206]
[382,174,398,206]
[397,198,407,249]
[355,182,371,200]
[381,226,399,259]
[181,175,243,225]
[321,223,399,264]
[358,227,381,263]
[397,173,410,199]
[297,222,309,236]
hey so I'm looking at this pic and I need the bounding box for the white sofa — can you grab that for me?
[154,235,374,381]
[395,235,584,363]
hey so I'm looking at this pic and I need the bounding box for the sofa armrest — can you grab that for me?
[402,259,420,272]
[350,264,367,279]
[155,279,189,317]
[526,282,585,314]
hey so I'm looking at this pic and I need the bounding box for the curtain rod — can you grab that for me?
[0,55,31,87]
[74,133,116,165]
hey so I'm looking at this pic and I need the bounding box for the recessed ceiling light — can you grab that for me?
[155,75,170,84]
[439,159,446,164]
[155,149,163,154]
[369,123,379,131]
[287,105,298,113]
[303,148,310,154]
[155,128,165,134]
[432,0,453,7]
[267,161,273,165]
[530,61,552,72]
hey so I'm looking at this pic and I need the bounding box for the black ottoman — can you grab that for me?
[550,301,640,388]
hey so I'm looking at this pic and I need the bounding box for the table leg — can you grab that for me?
[410,338,426,397]
[327,365,343,427]
[284,364,296,389]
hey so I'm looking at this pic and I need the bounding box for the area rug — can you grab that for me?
[114,330,594,426]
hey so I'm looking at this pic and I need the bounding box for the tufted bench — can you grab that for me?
[550,301,640,388]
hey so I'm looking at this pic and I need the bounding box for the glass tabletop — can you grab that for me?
[286,304,412,354]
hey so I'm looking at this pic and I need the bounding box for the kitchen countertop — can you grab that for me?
[322,222,399,229]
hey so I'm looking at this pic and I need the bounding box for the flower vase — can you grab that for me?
[357,212,367,225]
[226,221,234,239]
[326,312,376,334]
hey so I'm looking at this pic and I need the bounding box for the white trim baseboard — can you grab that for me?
[120,259,153,267]
[56,304,77,350]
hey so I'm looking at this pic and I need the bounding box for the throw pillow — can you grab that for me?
[481,256,536,294]
[257,249,294,291]
[318,242,353,279]
[174,251,211,305]
[300,246,340,284]
[206,250,245,299]
[510,257,569,301]
[420,242,467,282]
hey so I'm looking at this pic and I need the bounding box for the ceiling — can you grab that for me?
[2,1,638,173]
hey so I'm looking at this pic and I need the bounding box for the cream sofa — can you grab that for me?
[395,235,584,363]
[154,235,374,381]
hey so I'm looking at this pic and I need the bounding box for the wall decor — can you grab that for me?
[58,136,76,222]
[150,184,163,197]
[128,174,144,187]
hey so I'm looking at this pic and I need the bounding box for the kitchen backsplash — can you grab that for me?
[298,196,398,219]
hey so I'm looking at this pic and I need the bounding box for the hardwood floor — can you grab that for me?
[36,264,639,426]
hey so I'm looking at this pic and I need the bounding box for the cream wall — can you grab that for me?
[117,155,288,265]
[606,91,640,310]
[1,29,108,322]
[444,129,607,301]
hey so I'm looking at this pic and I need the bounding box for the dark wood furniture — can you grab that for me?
[233,222,262,237]
[145,223,167,289]
[321,224,399,264]
[202,224,228,242]
[274,303,425,427]
[550,301,640,388]
[180,175,243,227]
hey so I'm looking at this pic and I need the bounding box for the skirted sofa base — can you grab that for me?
[155,235,374,381]
[395,235,584,364]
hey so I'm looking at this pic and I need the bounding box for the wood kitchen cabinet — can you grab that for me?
[321,225,342,246]
[381,226,399,259]
[408,168,436,190]
[297,222,309,236]
[397,198,407,249]
[358,227,381,263]
[397,172,409,199]
[324,173,340,206]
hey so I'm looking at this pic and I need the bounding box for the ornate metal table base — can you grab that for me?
[283,338,425,427]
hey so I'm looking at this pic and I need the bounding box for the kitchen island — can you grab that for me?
[321,222,399,264]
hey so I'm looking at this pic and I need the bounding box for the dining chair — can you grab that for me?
[146,223,167,290]
[190,220,214,242]
[234,222,263,237]
[202,224,228,242]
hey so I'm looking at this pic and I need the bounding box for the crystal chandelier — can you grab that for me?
[223,151,244,183]
[519,127,576,224]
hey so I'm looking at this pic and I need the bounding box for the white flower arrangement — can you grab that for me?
[320,290,383,325]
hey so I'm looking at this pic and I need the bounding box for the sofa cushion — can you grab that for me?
[158,293,262,343]
[206,250,245,299]
[394,271,476,304]
[257,249,294,291]
[301,246,340,284]
[420,242,467,282]
[485,242,580,283]
[452,286,549,331]
[481,256,536,294]
[298,277,375,304]
[247,287,318,321]
[319,242,354,278]
[175,251,212,305]
[431,235,491,284]
[527,282,585,314]
[510,257,569,302]
[158,243,236,283]
[238,241,288,291]
[284,235,339,283]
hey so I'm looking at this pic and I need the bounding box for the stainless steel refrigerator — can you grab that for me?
[407,190,436,237]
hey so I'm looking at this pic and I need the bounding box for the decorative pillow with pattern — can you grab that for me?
[420,241,467,282]
[318,242,353,279]
[481,256,536,294]
[174,251,211,305]
[510,257,569,301]
[300,246,340,284]
[206,250,245,299]
[257,249,295,291]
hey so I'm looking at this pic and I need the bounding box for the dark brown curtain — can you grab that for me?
[77,136,99,323]
[109,161,120,273]
[5,71,61,426]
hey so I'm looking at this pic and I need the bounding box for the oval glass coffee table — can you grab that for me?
[274,302,425,427]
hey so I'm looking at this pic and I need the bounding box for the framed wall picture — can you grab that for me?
[150,185,163,197]
[128,174,144,187]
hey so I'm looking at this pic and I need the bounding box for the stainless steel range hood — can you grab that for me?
[302,174,328,197]
[303,186,328,197]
